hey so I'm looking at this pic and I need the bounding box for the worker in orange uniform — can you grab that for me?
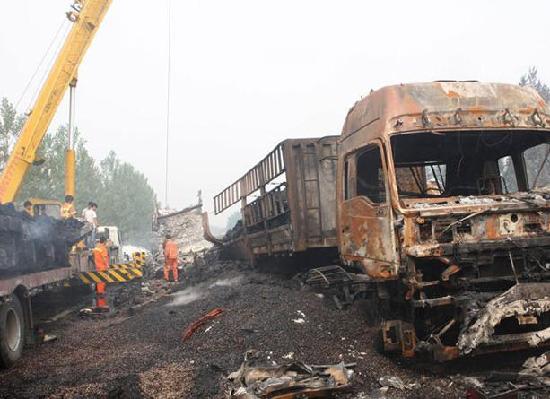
[163,234,179,282]
[92,236,110,309]
[60,195,76,219]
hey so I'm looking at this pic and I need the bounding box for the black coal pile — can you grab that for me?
[0,256,467,398]
[0,203,87,277]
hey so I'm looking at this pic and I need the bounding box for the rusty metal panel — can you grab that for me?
[214,143,285,214]
[319,141,338,240]
[213,137,338,255]
[304,146,321,240]
[287,142,307,250]
[285,138,338,251]
[340,197,396,278]
[342,82,550,143]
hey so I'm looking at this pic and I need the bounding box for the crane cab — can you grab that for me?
[27,198,62,218]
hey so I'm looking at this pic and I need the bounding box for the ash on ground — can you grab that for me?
[1,250,545,398]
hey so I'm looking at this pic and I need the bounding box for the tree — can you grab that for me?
[519,68,550,189]
[17,125,68,201]
[98,152,156,244]
[520,67,550,101]
[1,97,156,247]
[0,98,24,170]
[74,131,103,212]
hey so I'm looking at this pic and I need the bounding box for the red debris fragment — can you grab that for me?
[182,308,224,342]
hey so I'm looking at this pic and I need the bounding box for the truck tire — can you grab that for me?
[0,295,24,368]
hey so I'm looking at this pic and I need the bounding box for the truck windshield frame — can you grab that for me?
[388,130,550,206]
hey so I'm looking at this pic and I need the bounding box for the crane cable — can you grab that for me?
[29,22,72,115]
[15,16,70,114]
[164,0,173,207]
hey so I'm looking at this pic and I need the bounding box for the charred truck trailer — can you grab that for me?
[212,82,550,361]
[0,203,90,368]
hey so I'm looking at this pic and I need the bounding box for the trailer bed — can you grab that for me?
[0,267,73,297]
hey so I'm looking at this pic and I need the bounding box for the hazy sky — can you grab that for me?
[1,0,549,228]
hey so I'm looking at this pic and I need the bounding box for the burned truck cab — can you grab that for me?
[337,82,550,360]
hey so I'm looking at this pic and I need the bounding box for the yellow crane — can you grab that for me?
[0,0,112,204]
[0,1,148,369]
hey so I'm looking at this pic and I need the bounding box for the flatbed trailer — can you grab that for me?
[0,267,73,297]
[0,252,90,368]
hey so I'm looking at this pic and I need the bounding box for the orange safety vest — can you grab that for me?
[164,240,179,260]
[92,243,109,271]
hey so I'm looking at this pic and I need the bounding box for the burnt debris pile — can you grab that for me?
[0,203,87,277]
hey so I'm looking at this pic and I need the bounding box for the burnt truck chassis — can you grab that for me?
[389,230,550,361]
[211,82,550,361]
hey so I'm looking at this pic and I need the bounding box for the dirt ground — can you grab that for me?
[0,258,544,398]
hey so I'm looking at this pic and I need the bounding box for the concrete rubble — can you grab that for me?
[152,201,213,264]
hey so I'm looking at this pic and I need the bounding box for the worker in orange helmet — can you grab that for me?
[92,236,110,308]
[163,233,179,282]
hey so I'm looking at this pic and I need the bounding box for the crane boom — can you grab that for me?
[0,0,112,204]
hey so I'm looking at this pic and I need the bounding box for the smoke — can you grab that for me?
[166,276,244,307]
[168,287,204,307]
[208,276,243,289]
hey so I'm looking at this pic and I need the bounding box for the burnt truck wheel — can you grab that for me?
[0,295,24,368]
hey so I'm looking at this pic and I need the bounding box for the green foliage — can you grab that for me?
[519,68,550,189]
[520,67,550,101]
[98,152,156,244]
[17,125,68,201]
[0,98,24,170]
[0,98,156,246]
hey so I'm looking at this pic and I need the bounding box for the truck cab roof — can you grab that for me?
[342,82,550,143]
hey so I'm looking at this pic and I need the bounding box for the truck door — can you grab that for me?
[340,142,398,279]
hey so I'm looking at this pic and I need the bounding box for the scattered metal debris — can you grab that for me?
[181,308,223,342]
[292,310,306,324]
[378,376,408,390]
[458,283,550,355]
[521,351,550,380]
[465,377,550,399]
[298,266,371,310]
[42,334,58,343]
[464,351,550,398]
[228,351,355,398]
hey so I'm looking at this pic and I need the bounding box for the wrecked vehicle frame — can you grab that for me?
[211,82,550,361]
